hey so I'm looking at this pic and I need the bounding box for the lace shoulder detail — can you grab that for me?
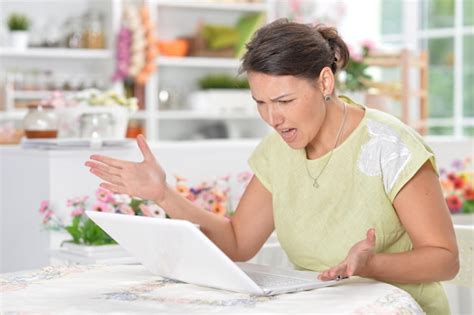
[358,119,411,193]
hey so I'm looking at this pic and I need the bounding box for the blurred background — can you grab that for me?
[0,0,472,142]
[0,1,472,313]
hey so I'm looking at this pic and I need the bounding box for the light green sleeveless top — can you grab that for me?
[248,97,450,315]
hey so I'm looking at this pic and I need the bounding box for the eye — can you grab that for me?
[278,99,294,104]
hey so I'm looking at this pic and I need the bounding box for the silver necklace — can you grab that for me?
[305,102,347,188]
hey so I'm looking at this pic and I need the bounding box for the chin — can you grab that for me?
[283,139,305,150]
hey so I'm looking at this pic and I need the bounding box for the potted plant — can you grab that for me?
[39,188,167,262]
[7,12,30,50]
[187,74,256,116]
[440,157,474,225]
[337,40,374,104]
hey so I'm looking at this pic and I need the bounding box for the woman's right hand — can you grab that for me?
[84,135,168,203]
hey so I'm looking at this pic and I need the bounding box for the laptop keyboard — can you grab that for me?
[245,271,314,288]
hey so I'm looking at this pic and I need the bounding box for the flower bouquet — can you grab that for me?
[39,171,253,246]
[39,187,166,246]
[338,40,374,92]
[440,157,474,214]
[173,171,252,217]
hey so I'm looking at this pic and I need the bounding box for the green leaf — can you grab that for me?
[65,226,81,244]
[462,200,474,214]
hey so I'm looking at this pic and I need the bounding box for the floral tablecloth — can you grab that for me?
[0,264,423,314]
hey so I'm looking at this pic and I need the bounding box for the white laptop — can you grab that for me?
[86,211,342,296]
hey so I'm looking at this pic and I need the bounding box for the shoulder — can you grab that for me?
[358,108,437,201]
[364,108,433,154]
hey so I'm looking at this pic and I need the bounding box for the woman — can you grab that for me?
[85,19,458,315]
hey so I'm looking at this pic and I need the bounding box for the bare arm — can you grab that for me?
[85,135,274,261]
[159,176,274,261]
[362,161,459,283]
[320,161,459,283]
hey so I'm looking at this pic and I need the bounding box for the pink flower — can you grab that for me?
[67,196,88,207]
[119,204,135,215]
[42,210,53,224]
[139,204,153,217]
[71,207,84,217]
[96,187,114,203]
[92,201,110,212]
[360,39,376,51]
[446,195,462,213]
[237,171,253,183]
[347,44,363,62]
[39,200,49,214]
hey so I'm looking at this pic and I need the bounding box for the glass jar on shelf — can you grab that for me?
[80,112,114,139]
[23,104,59,138]
[64,17,84,49]
[82,11,106,49]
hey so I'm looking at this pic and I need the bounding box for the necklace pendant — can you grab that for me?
[313,179,319,188]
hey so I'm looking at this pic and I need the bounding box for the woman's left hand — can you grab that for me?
[318,228,376,281]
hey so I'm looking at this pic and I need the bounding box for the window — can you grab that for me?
[381,0,473,138]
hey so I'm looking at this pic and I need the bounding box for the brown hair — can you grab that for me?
[239,18,349,81]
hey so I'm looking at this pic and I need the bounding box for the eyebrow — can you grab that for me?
[251,93,295,102]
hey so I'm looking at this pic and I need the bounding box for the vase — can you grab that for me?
[9,31,29,50]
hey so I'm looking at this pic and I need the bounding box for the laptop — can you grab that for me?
[86,211,342,296]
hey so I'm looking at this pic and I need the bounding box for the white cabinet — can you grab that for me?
[144,0,273,141]
[0,0,275,141]
[0,0,120,123]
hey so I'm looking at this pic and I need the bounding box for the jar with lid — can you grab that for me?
[23,104,59,138]
[82,11,106,49]
[80,112,115,139]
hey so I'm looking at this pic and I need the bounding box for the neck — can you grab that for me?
[306,98,346,159]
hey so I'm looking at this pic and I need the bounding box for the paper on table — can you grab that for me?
[21,138,133,150]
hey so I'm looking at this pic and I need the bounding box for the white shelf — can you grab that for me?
[0,48,113,59]
[157,110,259,120]
[0,110,27,121]
[157,56,241,68]
[11,90,77,100]
[155,0,267,12]
[130,110,148,120]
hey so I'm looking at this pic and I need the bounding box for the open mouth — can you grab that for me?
[280,128,297,142]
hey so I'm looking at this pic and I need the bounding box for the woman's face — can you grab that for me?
[248,72,326,150]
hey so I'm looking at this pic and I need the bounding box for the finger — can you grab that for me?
[136,134,155,161]
[366,228,376,246]
[328,263,348,279]
[317,270,330,281]
[90,168,124,186]
[318,265,346,281]
[100,182,127,195]
[346,265,355,277]
[85,161,121,176]
[89,155,124,169]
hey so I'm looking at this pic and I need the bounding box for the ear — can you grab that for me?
[318,66,335,96]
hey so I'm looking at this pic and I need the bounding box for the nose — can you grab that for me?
[266,104,284,128]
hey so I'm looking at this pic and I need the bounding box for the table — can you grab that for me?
[0,264,424,314]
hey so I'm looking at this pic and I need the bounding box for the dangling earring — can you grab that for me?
[324,95,331,102]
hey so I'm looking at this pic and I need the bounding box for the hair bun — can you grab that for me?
[314,24,349,72]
